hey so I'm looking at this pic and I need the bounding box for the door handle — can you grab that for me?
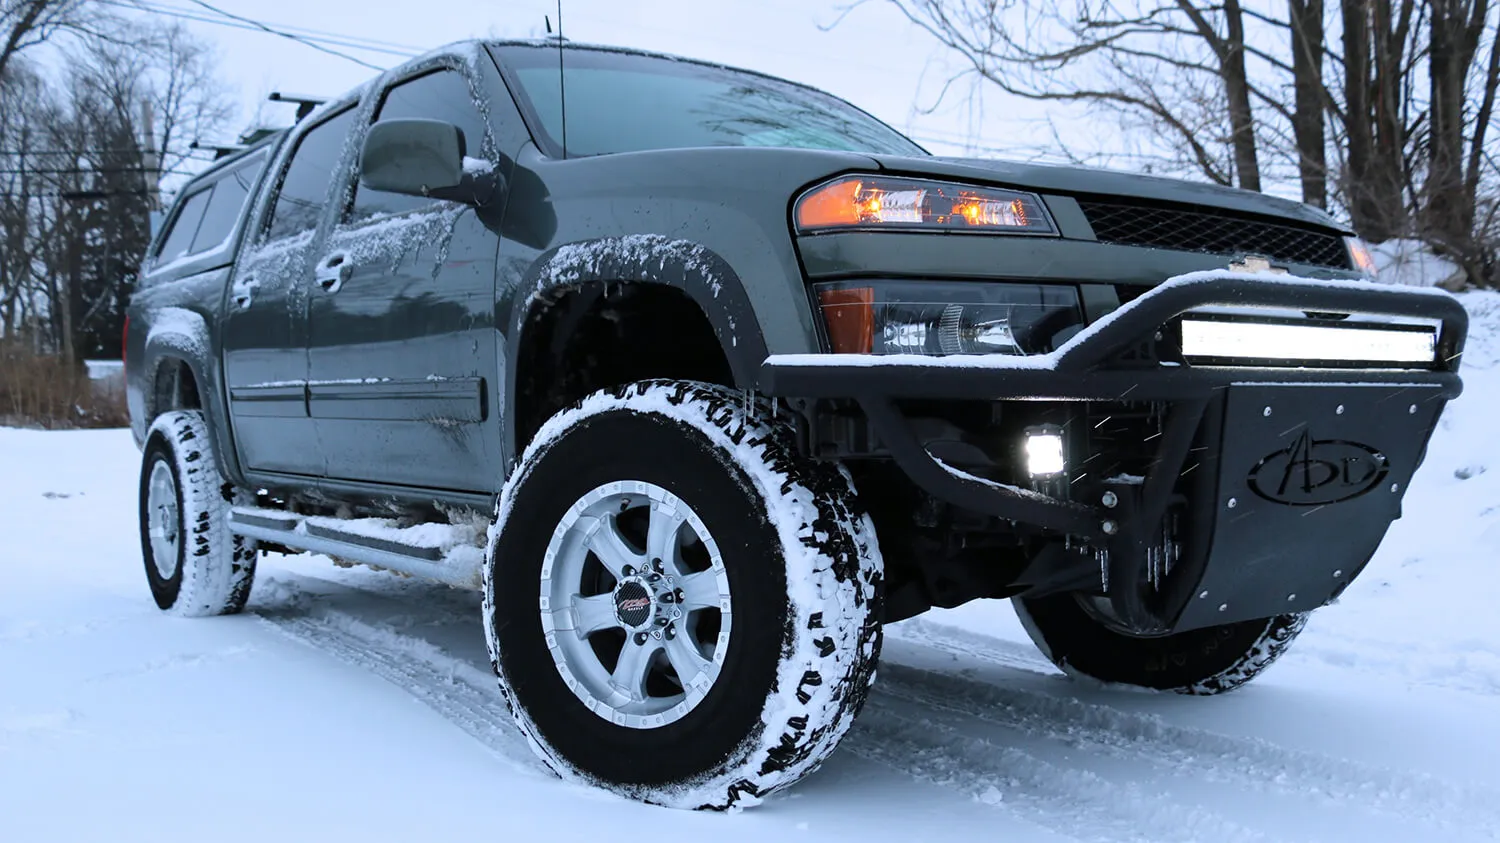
[231,278,259,310]
[315,253,353,293]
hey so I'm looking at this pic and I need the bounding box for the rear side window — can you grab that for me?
[156,188,210,262]
[350,70,489,221]
[265,107,357,241]
[190,150,267,254]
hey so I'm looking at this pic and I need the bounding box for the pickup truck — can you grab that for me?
[125,39,1469,810]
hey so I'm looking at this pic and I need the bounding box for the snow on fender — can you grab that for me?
[482,380,884,809]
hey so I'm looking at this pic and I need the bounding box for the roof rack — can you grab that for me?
[268,91,328,120]
[238,127,284,146]
[190,140,249,160]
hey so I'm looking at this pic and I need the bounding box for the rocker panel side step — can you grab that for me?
[303,520,444,561]
[227,506,483,590]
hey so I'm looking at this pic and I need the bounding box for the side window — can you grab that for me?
[350,70,489,221]
[189,151,267,254]
[155,188,211,262]
[265,107,357,241]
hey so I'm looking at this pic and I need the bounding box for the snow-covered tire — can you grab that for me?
[138,410,257,616]
[1013,594,1307,695]
[484,380,883,810]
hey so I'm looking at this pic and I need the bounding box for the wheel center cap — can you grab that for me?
[613,580,655,629]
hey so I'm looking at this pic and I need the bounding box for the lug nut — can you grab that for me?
[621,565,635,577]
[1101,491,1118,509]
[651,558,664,572]
[656,616,670,626]
[660,591,676,603]
[664,624,677,640]
[633,632,649,645]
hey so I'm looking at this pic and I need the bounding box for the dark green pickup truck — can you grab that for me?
[125,39,1468,809]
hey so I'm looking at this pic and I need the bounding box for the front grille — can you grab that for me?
[1079,200,1352,270]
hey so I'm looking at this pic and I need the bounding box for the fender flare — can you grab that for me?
[141,308,242,483]
[504,235,770,454]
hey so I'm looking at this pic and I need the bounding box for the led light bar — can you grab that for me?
[1180,317,1437,367]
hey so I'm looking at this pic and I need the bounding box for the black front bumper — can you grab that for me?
[759,273,1468,633]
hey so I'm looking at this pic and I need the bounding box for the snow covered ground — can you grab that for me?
[3,293,1499,842]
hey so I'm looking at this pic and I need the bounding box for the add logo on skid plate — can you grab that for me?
[1247,429,1390,506]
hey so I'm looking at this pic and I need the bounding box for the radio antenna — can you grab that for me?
[555,0,568,158]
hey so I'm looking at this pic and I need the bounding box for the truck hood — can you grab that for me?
[867,154,1349,234]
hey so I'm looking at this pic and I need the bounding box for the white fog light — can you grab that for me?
[1025,426,1066,477]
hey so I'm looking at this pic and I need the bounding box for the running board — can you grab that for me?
[227,506,484,590]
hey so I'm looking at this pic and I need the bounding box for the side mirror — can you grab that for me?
[361,118,464,196]
[360,118,505,208]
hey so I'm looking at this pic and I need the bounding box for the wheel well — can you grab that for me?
[150,358,202,422]
[515,283,735,449]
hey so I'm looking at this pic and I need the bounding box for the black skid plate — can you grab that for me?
[1172,382,1445,631]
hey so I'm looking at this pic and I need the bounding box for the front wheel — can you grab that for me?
[1013,592,1306,695]
[484,381,883,809]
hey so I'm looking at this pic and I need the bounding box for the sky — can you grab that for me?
[90,0,1069,174]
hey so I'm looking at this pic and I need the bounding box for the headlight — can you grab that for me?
[795,176,1056,235]
[1345,236,1376,277]
[814,280,1084,355]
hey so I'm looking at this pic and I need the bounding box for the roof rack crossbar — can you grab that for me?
[269,91,328,121]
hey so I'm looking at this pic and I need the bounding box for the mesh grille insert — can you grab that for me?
[1080,200,1351,270]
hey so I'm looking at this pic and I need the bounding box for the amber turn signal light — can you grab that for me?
[817,286,875,354]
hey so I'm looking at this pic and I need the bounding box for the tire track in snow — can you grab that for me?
[254,607,541,774]
[251,571,1499,837]
[878,625,1500,834]
[888,617,1061,674]
[846,701,1271,843]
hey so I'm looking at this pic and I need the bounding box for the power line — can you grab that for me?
[100,0,419,59]
[176,0,388,69]
[125,0,422,54]
[113,0,388,70]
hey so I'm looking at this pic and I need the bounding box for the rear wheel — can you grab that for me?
[139,411,257,616]
[1013,592,1306,694]
[485,380,883,809]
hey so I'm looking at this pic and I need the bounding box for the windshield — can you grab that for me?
[496,45,927,158]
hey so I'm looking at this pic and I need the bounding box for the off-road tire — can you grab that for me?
[139,410,257,616]
[484,380,883,810]
[1013,593,1307,695]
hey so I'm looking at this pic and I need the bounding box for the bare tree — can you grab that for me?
[864,0,1500,286]
[1289,0,1328,207]
[1424,0,1495,268]
[0,16,230,360]
[0,0,93,82]
[1339,0,1422,241]
[867,1,1306,190]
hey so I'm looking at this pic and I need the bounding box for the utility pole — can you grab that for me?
[140,98,160,212]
